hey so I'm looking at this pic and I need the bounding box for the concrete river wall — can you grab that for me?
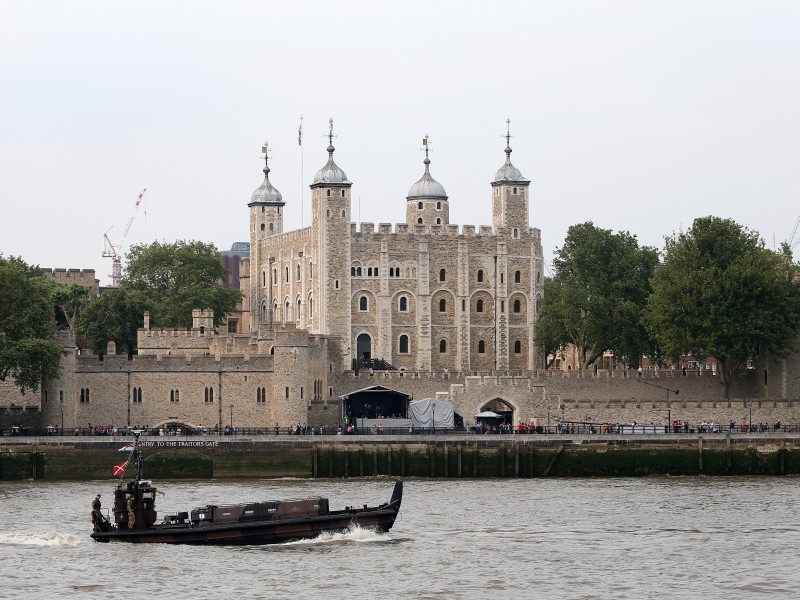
[3,434,800,480]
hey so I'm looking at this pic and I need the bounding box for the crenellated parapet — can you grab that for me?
[41,268,100,296]
[351,221,539,242]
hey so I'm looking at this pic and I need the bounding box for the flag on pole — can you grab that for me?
[298,117,303,146]
[118,443,134,452]
[113,462,128,476]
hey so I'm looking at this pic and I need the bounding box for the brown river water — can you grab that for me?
[0,477,798,599]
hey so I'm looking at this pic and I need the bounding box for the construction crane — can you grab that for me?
[103,188,146,287]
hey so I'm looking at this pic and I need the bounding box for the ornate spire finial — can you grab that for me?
[327,118,336,154]
[504,118,512,161]
[422,133,431,166]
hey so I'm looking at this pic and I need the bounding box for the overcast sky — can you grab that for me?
[3,1,799,286]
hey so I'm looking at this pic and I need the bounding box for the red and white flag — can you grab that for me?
[118,443,134,452]
[113,462,127,476]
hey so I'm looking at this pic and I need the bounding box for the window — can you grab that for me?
[439,298,446,312]
[476,299,484,312]
[228,320,238,333]
[399,296,408,312]
[436,218,441,224]
[260,223,265,231]
[513,228,519,239]
[357,267,362,276]
[399,335,409,353]
[477,270,484,283]
[273,269,277,285]
[436,201,441,210]
[285,387,289,399]
[327,189,331,197]
[341,189,345,197]
[417,218,423,224]
[367,267,373,277]
[418,202,423,209]
[359,296,368,311]
[309,297,313,316]
[513,187,517,194]
[309,263,313,279]
[204,387,214,403]
[514,340,522,354]
[256,388,262,403]
[513,299,521,313]
[439,339,447,353]
[341,209,346,218]
[297,264,301,281]
[462,299,466,311]
[478,340,486,353]
[285,301,290,321]
[170,389,180,403]
[262,271,266,286]
[501,300,505,313]
[285,267,289,283]
[335,279,340,289]
[439,268,446,282]
[515,270,521,283]
[351,267,356,276]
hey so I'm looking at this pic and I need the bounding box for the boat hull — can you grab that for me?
[91,481,403,545]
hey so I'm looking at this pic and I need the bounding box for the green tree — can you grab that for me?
[0,255,64,393]
[644,216,800,398]
[47,281,91,330]
[77,241,241,354]
[536,222,659,369]
[123,240,241,329]
[77,287,148,356]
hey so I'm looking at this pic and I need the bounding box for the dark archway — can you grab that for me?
[357,333,371,362]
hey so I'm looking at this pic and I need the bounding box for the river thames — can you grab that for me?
[0,477,798,599]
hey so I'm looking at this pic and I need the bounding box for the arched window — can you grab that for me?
[309,297,313,317]
[436,201,441,210]
[297,298,301,319]
[270,223,274,232]
[513,187,517,194]
[273,269,277,285]
[374,268,378,276]
[262,271,266,287]
[327,189,331,197]
[256,388,262,403]
[439,298,446,312]
[359,296,368,311]
[261,302,267,321]
[514,340,522,354]
[513,228,519,238]
[477,270,484,283]
[478,340,486,353]
[285,301,290,321]
[399,296,407,312]
[417,218,423,224]
[439,339,447,353]
[357,266,362,276]
[436,218,441,225]
[399,335,409,353]
[439,268,446,282]
[341,189,345,197]
[285,267,289,283]
[351,267,356,276]
[367,267,373,277]
[476,299,484,313]
[515,270,521,283]
[341,209,346,218]
[297,264,301,281]
[260,223,265,231]
[513,299,521,313]
[418,202,423,209]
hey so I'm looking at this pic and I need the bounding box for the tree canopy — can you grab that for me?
[644,216,800,397]
[0,255,64,393]
[536,222,659,369]
[77,240,241,354]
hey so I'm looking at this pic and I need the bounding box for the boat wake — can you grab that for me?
[0,532,87,547]
[282,525,389,547]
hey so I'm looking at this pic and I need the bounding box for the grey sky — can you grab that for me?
[3,1,799,286]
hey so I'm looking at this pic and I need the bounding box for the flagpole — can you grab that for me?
[299,115,304,228]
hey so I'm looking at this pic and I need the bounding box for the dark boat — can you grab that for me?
[90,433,402,545]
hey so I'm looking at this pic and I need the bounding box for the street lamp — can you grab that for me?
[636,379,679,431]
[60,400,64,436]
[229,404,234,433]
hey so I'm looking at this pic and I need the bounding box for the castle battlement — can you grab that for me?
[351,222,540,241]
[41,268,100,295]
[75,352,272,372]
[260,226,312,249]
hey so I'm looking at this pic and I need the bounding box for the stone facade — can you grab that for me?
[4,124,800,433]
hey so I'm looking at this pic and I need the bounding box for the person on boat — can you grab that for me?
[92,494,103,528]
[127,496,136,529]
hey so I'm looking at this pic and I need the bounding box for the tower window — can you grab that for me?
[341,189,345,197]
[514,340,522,354]
[513,228,518,238]
[399,335,409,353]
[477,270,484,283]
[439,339,447,353]
[270,223,274,232]
[297,264,301,281]
[439,268,446,282]
[436,218,441,225]
[359,296,368,311]
[436,201,441,210]
[476,299,484,312]
[327,189,331,197]
[478,340,486,353]
[513,187,517,194]
[418,202,423,210]
[260,224,265,231]
[341,210,346,218]
[439,298,446,312]
[285,267,289,283]
[417,218,423,224]
[515,270,521,283]
[399,296,408,312]
[514,299,521,313]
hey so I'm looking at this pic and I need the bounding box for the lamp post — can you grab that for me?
[229,404,234,433]
[748,399,753,432]
[60,400,64,436]
[636,379,679,432]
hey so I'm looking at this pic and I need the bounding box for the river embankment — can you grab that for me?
[2,433,800,479]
